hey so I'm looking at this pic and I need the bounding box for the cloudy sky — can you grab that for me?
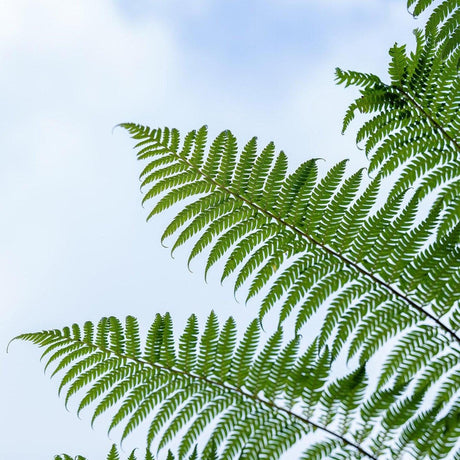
[0,1,420,458]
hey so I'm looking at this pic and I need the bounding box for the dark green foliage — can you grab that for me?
[337,27,460,240]
[121,123,459,403]
[408,0,460,58]
[17,313,458,459]
[16,2,460,460]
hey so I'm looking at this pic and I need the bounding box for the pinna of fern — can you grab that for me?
[120,123,459,406]
[14,314,459,460]
[336,25,460,241]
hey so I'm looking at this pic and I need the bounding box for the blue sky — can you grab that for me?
[0,1,418,458]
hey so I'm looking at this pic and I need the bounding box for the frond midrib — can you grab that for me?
[392,85,460,154]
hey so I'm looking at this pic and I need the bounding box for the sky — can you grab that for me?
[0,1,421,458]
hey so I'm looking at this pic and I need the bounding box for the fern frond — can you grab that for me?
[18,313,455,460]
[409,0,460,59]
[338,25,460,239]
[122,123,459,399]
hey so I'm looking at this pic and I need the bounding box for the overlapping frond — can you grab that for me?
[121,124,459,398]
[16,314,458,459]
[337,25,460,239]
[408,0,460,57]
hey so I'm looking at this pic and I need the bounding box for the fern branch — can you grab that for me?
[18,314,459,459]
[337,25,460,243]
[18,314,434,459]
[21,328,376,459]
[125,125,459,344]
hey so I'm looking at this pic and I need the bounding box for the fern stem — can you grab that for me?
[394,86,460,154]
[171,150,460,345]
[68,337,378,460]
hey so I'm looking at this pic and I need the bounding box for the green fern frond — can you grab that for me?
[121,124,459,401]
[408,0,460,59]
[18,313,457,460]
[338,25,460,240]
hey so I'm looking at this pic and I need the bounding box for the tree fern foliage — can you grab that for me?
[14,3,460,459]
[120,123,459,400]
[16,314,459,459]
[337,4,460,240]
[408,0,460,57]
